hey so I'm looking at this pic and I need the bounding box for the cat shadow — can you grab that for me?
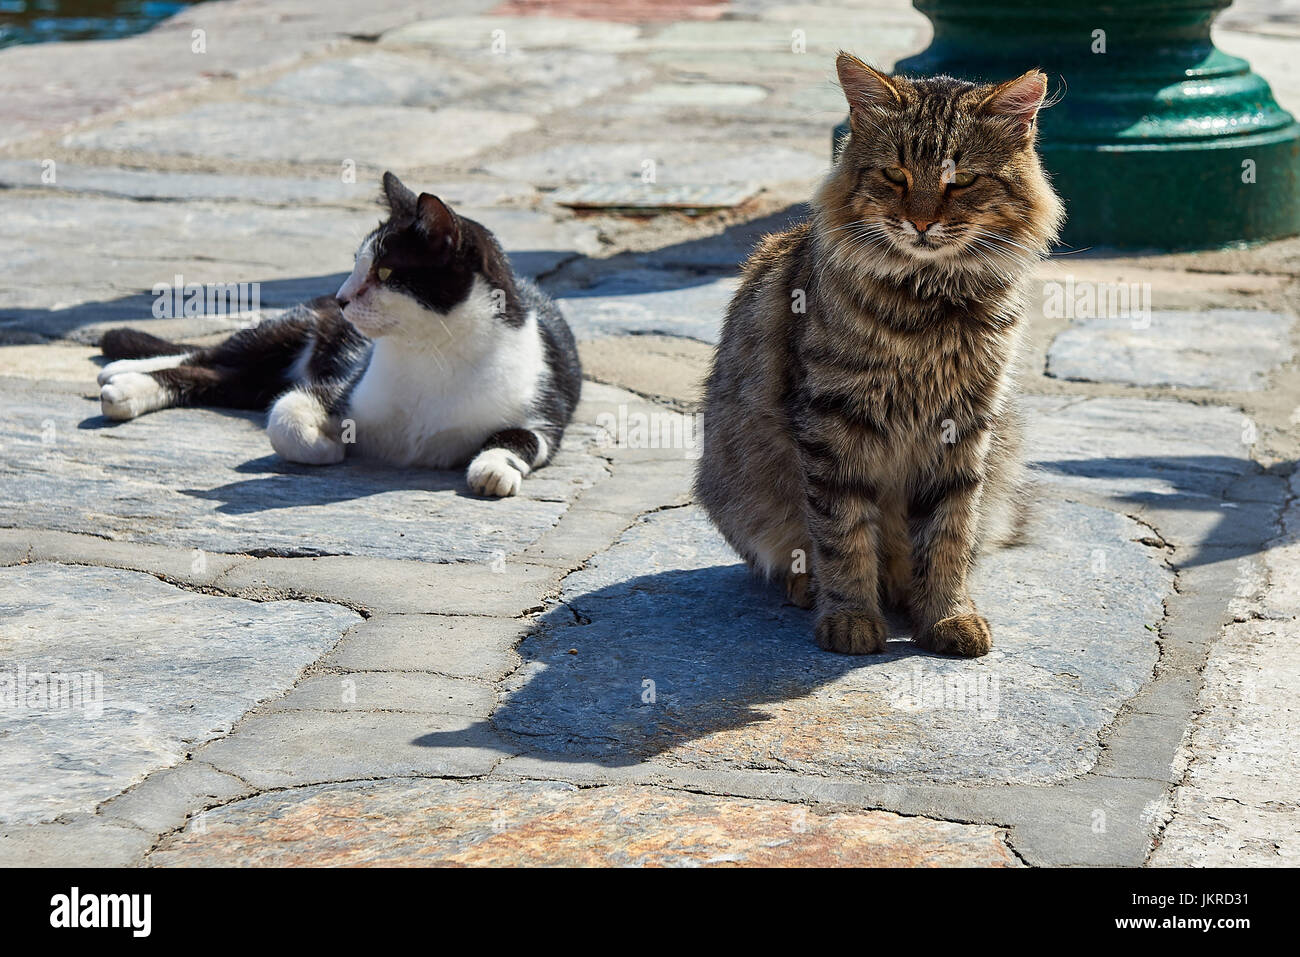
[1032,454,1289,569]
[76,404,260,431]
[177,455,482,514]
[544,204,810,297]
[413,564,936,769]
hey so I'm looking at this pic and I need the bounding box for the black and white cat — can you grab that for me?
[96,172,582,497]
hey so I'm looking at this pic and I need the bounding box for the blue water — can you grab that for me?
[0,0,197,50]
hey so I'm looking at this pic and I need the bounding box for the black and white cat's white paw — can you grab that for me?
[466,447,531,497]
[100,372,171,421]
[267,389,345,465]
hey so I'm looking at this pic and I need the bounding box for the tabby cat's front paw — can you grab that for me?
[785,571,814,609]
[917,613,992,657]
[815,610,888,655]
[467,448,528,498]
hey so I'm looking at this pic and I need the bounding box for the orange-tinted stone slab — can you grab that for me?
[149,779,1021,867]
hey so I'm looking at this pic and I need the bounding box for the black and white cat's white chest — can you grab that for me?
[342,277,548,469]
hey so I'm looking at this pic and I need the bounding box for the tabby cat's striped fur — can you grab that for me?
[695,54,1063,657]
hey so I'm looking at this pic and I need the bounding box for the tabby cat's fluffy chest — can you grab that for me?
[800,298,1016,438]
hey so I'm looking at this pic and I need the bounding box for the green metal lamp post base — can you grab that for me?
[835,0,1300,251]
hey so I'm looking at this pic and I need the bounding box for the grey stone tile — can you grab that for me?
[97,761,252,834]
[63,101,536,168]
[214,554,558,617]
[196,710,508,788]
[320,614,525,679]
[0,563,358,825]
[266,671,495,717]
[0,816,155,867]
[1024,394,1255,502]
[381,16,642,52]
[249,51,489,107]
[487,141,826,188]
[557,274,738,342]
[1046,310,1295,391]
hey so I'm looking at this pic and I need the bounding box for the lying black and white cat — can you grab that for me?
[96,172,582,497]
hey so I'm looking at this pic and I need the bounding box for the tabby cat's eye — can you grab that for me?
[377,267,393,281]
[882,166,908,185]
[950,171,978,188]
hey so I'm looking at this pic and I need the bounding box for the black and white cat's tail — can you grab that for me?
[100,328,188,360]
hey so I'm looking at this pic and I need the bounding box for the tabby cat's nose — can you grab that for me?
[910,218,938,233]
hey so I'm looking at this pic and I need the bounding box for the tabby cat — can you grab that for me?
[695,53,1063,657]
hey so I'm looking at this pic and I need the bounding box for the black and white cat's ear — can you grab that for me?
[381,171,419,219]
[416,193,461,260]
[837,52,902,117]
[980,70,1050,134]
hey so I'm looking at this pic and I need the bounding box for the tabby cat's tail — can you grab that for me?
[99,328,187,360]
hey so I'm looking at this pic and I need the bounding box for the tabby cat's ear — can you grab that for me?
[381,171,418,219]
[837,52,901,117]
[416,193,461,260]
[980,70,1049,134]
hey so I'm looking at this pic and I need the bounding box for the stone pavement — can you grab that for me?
[1,0,1298,867]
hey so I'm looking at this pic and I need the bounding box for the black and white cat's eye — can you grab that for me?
[377,267,392,281]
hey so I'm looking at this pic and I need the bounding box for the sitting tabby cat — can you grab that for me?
[96,172,582,498]
[696,53,1063,657]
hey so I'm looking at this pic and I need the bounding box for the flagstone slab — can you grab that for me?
[1023,394,1258,519]
[146,778,1020,867]
[647,49,847,79]
[265,671,495,718]
[629,82,769,106]
[490,0,729,22]
[0,194,366,338]
[447,49,647,114]
[0,562,359,825]
[381,16,643,52]
[1149,616,1300,865]
[320,614,524,679]
[0,161,371,206]
[495,497,1169,785]
[1151,470,1300,865]
[0,382,609,562]
[557,274,738,341]
[194,709,507,789]
[62,101,536,168]
[0,194,597,341]
[1045,310,1295,391]
[251,48,638,115]
[0,162,537,210]
[641,20,919,55]
[486,141,825,187]
[249,52,490,107]
[551,182,759,212]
